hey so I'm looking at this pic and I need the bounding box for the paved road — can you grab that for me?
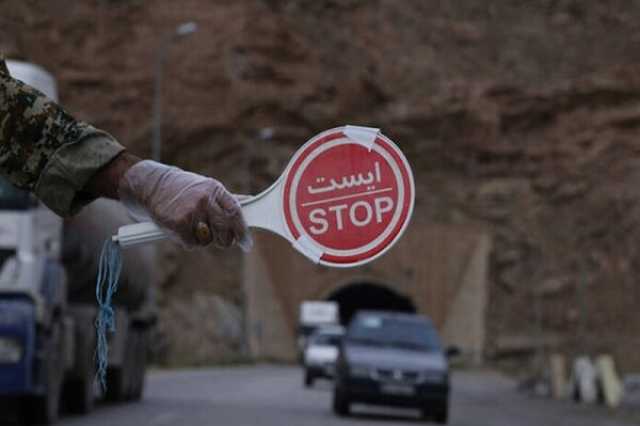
[56,365,635,426]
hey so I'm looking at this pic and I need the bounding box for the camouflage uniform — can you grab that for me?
[0,56,124,216]
[1,57,154,312]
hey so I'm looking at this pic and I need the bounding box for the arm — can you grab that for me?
[0,57,125,214]
[0,57,250,249]
[85,152,141,199]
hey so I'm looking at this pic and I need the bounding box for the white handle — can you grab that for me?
[113,192,279,248]
[113,222,165,248]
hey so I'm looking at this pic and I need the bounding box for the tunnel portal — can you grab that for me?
[327,282,416,325]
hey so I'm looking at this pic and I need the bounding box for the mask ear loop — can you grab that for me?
[94,239,123,392]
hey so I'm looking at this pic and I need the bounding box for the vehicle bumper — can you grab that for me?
[338,377,448,408]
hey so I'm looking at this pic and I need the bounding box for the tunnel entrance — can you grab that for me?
[327,283,416,325]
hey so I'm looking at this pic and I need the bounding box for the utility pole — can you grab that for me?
[151,22,198,161]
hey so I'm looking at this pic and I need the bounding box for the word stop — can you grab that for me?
[308,197,394,235]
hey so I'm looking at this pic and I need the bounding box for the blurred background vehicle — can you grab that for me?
[302,324,344,387]
[296,301,339,361]
[333,311,458,424]
[0,61,156,425]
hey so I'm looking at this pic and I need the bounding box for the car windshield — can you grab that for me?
[311,333,342,347]
[346,314,441,352]
[0,176,30,210]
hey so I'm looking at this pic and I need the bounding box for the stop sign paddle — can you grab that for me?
[114,125,415,268]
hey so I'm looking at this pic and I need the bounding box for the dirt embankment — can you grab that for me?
[2,0,640,369]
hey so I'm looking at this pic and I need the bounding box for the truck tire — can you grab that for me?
[24,322,63,425]
[62,323,95,414]
[62,378,94,415]
[105,326,148,402]
[25,388,60,426]
[128,328,148,401]
[104,342,129,402]
[104,364,127,402]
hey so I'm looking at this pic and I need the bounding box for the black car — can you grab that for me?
[333,311,456,423]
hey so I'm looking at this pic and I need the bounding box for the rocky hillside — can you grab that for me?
[2,0,640,370]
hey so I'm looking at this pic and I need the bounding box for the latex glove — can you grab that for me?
[118,160,252,250]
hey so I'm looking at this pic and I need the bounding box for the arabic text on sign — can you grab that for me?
[307,162,382,195]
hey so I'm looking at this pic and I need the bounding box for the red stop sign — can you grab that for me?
[283,127,414,267]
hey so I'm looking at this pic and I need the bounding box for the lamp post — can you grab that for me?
[151,21,198,161]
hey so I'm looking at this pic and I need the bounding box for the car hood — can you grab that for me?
[345,344,447,371]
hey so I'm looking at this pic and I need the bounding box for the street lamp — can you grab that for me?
[151,21,198,161]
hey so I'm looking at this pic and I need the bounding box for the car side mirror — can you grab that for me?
[446,346,461,358]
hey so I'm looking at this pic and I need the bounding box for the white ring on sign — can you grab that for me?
[288,137,405,258]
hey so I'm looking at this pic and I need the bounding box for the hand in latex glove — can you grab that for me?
[118,160,252,250]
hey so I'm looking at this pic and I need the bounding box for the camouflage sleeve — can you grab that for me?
[0,57,125,216]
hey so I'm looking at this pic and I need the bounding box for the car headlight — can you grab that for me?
[421,370,447,383]
[349,364,371,378]
[0,338,23,363]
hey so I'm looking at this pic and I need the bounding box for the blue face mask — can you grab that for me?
[95,239,123,392]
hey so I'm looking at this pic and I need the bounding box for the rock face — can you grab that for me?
[156,292,244,366]
[2,0,640,369]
